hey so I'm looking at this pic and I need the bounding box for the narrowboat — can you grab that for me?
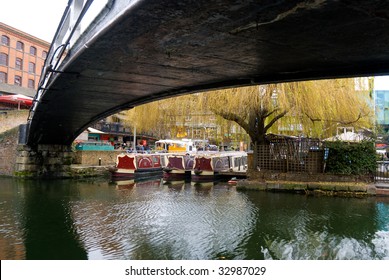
[191,151,247,182]
[110,153,163,179]
[162,153,194,180]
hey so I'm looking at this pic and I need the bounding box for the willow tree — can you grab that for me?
[120,94,205,139]
[118,77,373,146]
[200,78,373,145]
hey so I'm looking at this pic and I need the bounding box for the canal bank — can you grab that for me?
[236,170,389,197]
[236,179,379,197]
[68,164,389,197]
[2,125,389,196]
[234,166,389,197]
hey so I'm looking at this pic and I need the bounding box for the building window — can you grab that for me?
[0,72,7,83]
[28,79,35,89]
[0,53,8,66]
[42,51,47,59]
[30,46,37,56]
[14,75,22,86]
[16,41,24,51]
[15,58,23,70]
[1,35,10,46]
[28,62,35,73]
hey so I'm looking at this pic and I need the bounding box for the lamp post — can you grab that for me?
[133,125,136,152]
[203,126,206,150]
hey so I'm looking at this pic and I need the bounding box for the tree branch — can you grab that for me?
[263,107,280,118]
[212,110,250,132]
[264,110,288,131]
[305,112,364,125]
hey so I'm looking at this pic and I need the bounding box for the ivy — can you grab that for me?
[324,141,376,175]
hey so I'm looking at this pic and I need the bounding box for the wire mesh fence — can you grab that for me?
[254,135,324,173]
[376,161,389,183]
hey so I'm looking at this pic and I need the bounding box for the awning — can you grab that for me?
[87,127,106,134]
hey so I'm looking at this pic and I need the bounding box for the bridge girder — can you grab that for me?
[27,0,389,145]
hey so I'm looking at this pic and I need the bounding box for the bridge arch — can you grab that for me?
[26,0,389,146]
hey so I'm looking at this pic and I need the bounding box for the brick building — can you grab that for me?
[0,22,50,98]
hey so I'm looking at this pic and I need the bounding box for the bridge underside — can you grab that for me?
[27,0,389,145]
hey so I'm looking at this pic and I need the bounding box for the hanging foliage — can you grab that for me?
[200,78,373,144]
[117,77,374,145]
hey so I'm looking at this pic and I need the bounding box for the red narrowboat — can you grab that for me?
[111,153,163,179]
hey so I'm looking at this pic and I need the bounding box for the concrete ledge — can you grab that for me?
[375,187,389,196]
[69,164,113,178]
[236,180,379,197]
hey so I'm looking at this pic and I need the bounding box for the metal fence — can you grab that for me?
[254,135,324,173]
[376,161,389,183]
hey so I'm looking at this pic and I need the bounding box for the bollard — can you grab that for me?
[99,158,101,166]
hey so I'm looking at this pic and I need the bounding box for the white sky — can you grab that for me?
[0,0,68,42]
[374,76,389,91]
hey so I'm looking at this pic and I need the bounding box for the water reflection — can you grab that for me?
[73,179,256,259]
[21,180,88,259]
[0,179,26,259]
[0,178,87,259]
[1,177,389,260]
[243,193,389,260]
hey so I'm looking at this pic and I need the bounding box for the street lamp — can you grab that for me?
[203,126,206,150]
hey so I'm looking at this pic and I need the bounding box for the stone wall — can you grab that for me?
[247,169,374,183]
[73,150,123,166]
[15,144,74,178]
[0,127,19,176]
[0,111,29,176]
[0,110,29,134]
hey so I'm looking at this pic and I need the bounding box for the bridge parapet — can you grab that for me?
[29,0,108,123]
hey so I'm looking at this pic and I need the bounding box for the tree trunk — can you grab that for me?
[247,116,270,170]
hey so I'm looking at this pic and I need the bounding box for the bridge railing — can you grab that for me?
[28,0,109,122]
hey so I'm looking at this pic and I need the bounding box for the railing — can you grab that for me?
[376,161,389,183]
[254,137,324,173]
[28,0,109,122]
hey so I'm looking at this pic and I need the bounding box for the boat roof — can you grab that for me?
[156,139,194,144]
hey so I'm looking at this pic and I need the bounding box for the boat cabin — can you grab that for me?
[155,139,197,153]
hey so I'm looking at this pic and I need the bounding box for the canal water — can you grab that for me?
[1,177,389,260]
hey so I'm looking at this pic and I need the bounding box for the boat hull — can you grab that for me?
[163,168,190,180]
[111,168,163,180]
[162,153,194,181]
[191,151,247,182]
[111,153,163,179]
[191,169,218,182]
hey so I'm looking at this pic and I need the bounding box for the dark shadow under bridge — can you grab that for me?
[25,0,389,146]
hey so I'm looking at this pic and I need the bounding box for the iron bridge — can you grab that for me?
[26,0,389,145]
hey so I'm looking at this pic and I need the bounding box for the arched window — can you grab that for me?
[28,79,35,89]
[15,58,23,70]
[28,62,36,73]
[1,35,10,46]
[16,41,24,51]
[14,75,22,86]
[30,46,37,56]
[0,53,8,66]
[0,72,7,83]
[42,51,47,59]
